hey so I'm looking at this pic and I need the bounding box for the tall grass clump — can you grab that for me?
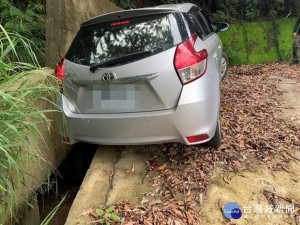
[0,24,60,223]
[0,0,46,64]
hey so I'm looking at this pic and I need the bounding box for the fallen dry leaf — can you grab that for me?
[77,208,93,218]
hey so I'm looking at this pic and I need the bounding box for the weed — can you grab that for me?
[93,206,121,225]
[40,195,66,225]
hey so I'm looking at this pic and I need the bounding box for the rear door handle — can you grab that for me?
[113,73,159,84]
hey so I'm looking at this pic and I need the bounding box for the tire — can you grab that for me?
[220,53,229,81]
[207,119,222,149]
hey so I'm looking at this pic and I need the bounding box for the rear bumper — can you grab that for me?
[55,78,220,145]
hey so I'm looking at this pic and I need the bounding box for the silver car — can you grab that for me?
[55,3,229,148]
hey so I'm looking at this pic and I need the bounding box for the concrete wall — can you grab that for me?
[45,0,121,68]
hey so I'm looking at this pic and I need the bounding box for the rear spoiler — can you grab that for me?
[81,8,178,27]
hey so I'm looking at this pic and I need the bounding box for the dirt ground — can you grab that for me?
[200,73,300,224]
[56,63,300,225]
[200,64,300,225]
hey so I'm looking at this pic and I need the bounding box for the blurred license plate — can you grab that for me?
[93,84,136,110]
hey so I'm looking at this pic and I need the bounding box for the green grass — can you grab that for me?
[0,25,60,224]
[0,25,42,67]
[40,195,66,225]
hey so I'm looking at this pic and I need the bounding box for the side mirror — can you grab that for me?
[216,22,229,32]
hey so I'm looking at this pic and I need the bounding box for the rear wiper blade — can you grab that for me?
[90,51,152,73]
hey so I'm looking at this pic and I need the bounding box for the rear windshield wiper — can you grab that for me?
[90,51,152,73]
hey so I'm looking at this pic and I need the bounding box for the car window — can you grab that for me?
[189,14,205,38]
[188,9,212,39]
[66,13,188,66]
[194,10,211,37]
[199,10,214,33]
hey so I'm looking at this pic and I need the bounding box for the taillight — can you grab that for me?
[55,58,65,81]
[63,136,70,143]
[175,34,208,85]
[55,58,65,93]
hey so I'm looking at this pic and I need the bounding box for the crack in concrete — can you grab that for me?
[104,147,123,206]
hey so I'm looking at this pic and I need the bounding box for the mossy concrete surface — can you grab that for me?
[276,19,297,63]
[220,17,297,65]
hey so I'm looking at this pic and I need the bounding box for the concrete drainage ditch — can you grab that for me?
[37,143,98,225]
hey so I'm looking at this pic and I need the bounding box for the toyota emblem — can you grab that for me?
[102,72,117,82]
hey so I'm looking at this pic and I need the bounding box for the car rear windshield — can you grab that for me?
[65,13,189,66]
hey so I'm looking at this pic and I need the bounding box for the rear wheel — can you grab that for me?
[220,53,229,81]
[207,119,222,149]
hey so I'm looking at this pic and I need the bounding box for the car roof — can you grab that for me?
[81,3,196,27]
[152,3,196,12]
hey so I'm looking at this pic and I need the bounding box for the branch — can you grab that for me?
[284,8,292,19]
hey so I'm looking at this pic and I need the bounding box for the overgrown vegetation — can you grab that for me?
[0,25,59,224]
[202,0,299,22]
[0,25,42,67]
[0,0,46,64]
[111,0,300,22]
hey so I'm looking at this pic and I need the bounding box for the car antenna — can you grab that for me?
[126,0,133,9]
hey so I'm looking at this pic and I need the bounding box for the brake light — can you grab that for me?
[55,58,65,81]
[175,34,208,84]
[111,20,130,26]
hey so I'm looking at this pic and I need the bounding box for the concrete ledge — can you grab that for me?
[65,146,119,225]
[65,145,158,225]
